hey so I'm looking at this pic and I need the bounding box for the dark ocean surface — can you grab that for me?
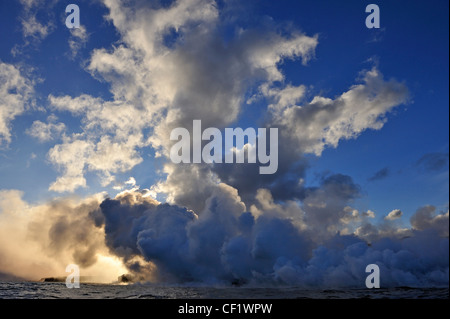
[0,282,448,299]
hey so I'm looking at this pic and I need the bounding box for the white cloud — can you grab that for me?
[244,32,318,82]
[47,94,148,192]
[385,209,403,221]
[19,0,56,40]
[250,188,306,230]
[49,94,101,115]
[21,0,407,209]
[272,67,409,156]
[44,0,318,194]
[0,62,34,146]
[48,138,92,192]
[68,25,89,58]
[92,0,318,141]
[125,177,136,186]
[340,206,360,224]
[19,0,42,9]
[21,15,51,39]
[363,210,376,218]
[87,135,144,174]
[43,0,406,208]
[26,115,66,142]
[112,177,138,191]
[47,132,146,193]
[11,0,58,56]
[410,206,449,237]
[257,83,307,113]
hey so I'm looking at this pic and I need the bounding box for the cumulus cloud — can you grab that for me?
[410,206,449,237]
[40,0,407,207]
[212,67,408,204]
[385,209,403,221]
[363,210,376,218]
[26,115,66,142]
[47,95,147,192]
[270,67,409,157]
[0,62,34,146]
[47,138,92,192]
[45,0,319,195]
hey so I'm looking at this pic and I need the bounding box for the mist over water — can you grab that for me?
[0,185,448,289]
[95,187,449,288]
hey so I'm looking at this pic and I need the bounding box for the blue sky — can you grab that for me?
[0,0,448,224]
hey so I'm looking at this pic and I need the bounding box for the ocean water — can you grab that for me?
[0,282,448,299]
